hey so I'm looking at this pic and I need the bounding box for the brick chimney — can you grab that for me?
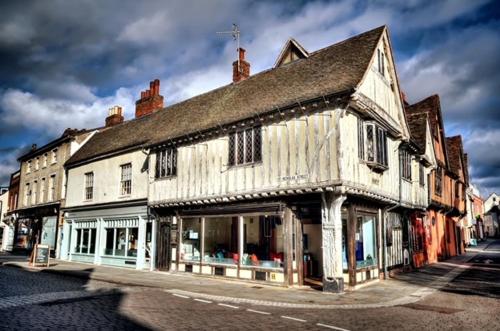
[233,48,250,83]
[105,105,124,127]
[135,79,164,118]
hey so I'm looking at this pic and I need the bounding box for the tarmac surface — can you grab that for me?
[1,239,499,330]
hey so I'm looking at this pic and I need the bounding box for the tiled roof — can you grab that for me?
[66,26,385,167]
[446,135,464,177]
[405,111,428,152]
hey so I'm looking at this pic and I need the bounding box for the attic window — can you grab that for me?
[377,49,385,77]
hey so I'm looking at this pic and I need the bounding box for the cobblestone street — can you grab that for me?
[1,240,499,330]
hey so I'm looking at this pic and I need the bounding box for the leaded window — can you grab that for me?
[360,121,388,169]
[155,148,177,178]
[228,126,262,166]
[120,163,132,195]
[401,149,412,180]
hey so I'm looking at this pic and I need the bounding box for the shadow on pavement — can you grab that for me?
[0,264,153,330]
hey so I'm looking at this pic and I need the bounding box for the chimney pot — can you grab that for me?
[105,105,124,127]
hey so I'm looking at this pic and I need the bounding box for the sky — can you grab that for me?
[0,0,499,197]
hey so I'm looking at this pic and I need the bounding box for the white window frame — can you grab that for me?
[359,121,388,171]
[120,163,132,196]
[84,172,94,201]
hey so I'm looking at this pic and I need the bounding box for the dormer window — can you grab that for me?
[228,126,262,166]
[359,120,388,171]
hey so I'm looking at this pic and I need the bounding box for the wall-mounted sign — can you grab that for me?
[280,174,308,181]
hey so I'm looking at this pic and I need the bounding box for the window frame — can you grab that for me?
[84,172,94,201]
[52,149,58,164]
[435,167,443,197]
[155,148,177,179]
[120,163,132,196]
[401,149,412,181]
[227,126,262,167]
[419,162,425,186]
[360,121,388,171]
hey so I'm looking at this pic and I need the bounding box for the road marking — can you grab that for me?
[172,294,190,299]
[281,315,306,322]
[246,309,271,315]
[218,303,239,309]
[317,322,351,331]
[194,298,212,304]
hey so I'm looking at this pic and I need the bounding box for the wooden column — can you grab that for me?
[176,216,181,270]
[321,192,347,292]
[284,208,293,286]
[238,216,243,278]
[295,213,304,286]
[347,205,356,287]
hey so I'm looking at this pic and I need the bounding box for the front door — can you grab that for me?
[157,221,171,271]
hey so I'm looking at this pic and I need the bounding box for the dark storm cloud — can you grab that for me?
[0,0,498,197]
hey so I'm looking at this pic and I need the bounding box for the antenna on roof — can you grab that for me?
[217,23,241,72]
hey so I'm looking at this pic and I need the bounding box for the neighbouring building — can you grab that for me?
[405,95,468,265]
[1,171,20,252]
[466,183,484,244]
[60,99,162,269]
[11,129,96,256]
[0,187,10,251]
[484,193,499,237]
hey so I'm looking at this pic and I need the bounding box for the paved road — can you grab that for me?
[1,242,500,330]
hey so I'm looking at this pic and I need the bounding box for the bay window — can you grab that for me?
[359,120,388,170]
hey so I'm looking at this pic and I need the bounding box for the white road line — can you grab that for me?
[172,294,190,299]
[194,298,212,304]
[316,323,351,331]
[281,315,306,322]
[218,303,239,309]
[246,309,271,315]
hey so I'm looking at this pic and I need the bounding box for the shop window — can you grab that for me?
[355,215,377,269]
[104,227,138,257]
[204,217,236,265]
[145,222,153,259]
[342,216,348,270]
[227,126,262,166]
[128,228,138,257]
[181,218,201,262]
[155,148,177,178]
[74,228,96,254]
[115,228,127,256]
[105,229,114,255]
[243,216,283,269]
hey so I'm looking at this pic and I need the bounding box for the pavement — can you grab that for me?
[0,239,495,309]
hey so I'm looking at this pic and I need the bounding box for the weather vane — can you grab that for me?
[217,24,241,72]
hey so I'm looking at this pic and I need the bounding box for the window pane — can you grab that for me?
[127,228,138,257]
[90,228,96,254]
[253,127,262,162]
[228,133,235,166]
[105,229,114,255]
[155,151,161,178]
[161,151,166,177]
[242,216,284,269]
[146,222,152,259]
[172,148,177,176]
[115,228,127,256]
[245,129,253,163]
[366,125,374,162]
[82,229,90,254]
[203,217,236,265]
[75,229,82,253]
[358,119,364,159]
[356,215,377,269]
[181,218,201,262]
[237,131,244,164]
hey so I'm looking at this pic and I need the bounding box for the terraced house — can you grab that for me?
[55,26,464,292]
[11,129,96,257]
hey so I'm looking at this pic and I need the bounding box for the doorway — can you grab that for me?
[157,221,171,271]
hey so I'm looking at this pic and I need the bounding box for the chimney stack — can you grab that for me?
[233,48,250,83]
[401,91,409,106]
[105,105,124,127]
[135,79,164,118]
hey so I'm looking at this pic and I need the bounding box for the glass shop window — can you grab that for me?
[74,228,97,254]
[128,228,139,257]
[203,217,236,265]
[355,215,377,269]
[145,222,153,259]
[242,216,284,269]
[342,215,348,270]
[105,229,114,255]
[75,229,82,253]
[115,228,127,256]
[181,218,201,262]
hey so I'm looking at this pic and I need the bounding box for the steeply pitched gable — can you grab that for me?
[274,38,309,67]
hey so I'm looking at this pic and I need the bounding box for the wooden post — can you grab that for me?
[238,216,243,278]
[176,216,181,270]
[284,208,293,286]
[321,192,347,292]
[295,213,304,286]
[348,205,356,287]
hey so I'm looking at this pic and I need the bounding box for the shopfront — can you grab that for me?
[62,203,155,270]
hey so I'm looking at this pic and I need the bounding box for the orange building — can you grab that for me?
[405,95,468,267]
